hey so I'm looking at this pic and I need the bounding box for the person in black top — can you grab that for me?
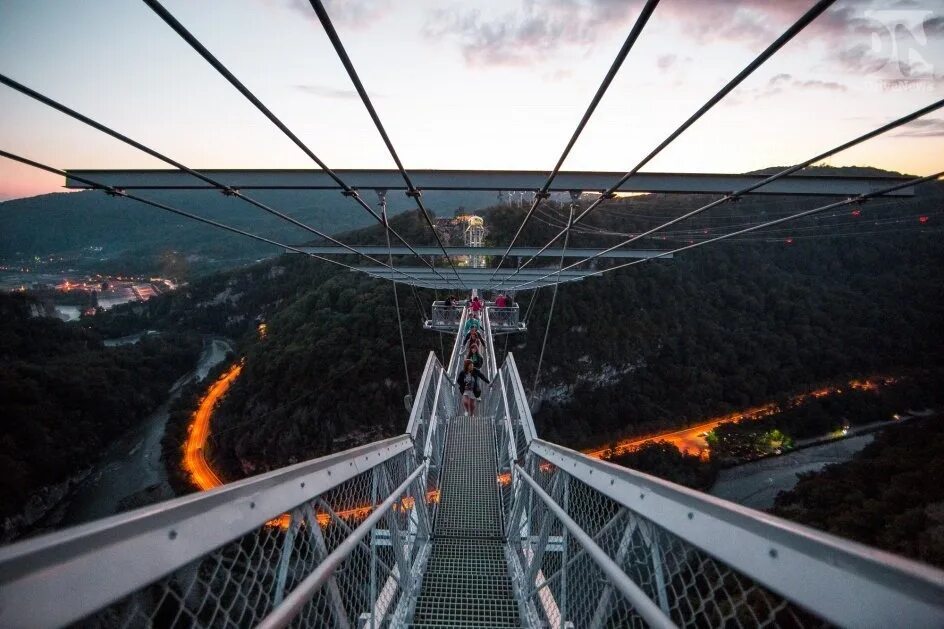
[456,359,489,416]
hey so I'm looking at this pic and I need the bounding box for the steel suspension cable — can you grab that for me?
[490,0,662,281]
[142,0,449,286]
[530,198,577,406]
[380,191,412,397]
[579,171,943,280]
[500,0,836,288]
[0,73,421,283]
[510,97,944,290]
[0,150,368,273]
[306,0,467,290]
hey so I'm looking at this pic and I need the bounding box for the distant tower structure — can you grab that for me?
[463,215,486,268]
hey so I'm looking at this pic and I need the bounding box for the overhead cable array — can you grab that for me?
[511,97,944,290]
[142,0,452,286]
[1,0,937,296]
[305,0,468,290]
[498,0,837,289]
[511,171,943,290]
[488,0,662,281]
[0,150,365,274]
[0,73,422,284]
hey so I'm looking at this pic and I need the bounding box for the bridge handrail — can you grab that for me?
[0,436,424,628]
[511,438,944,628]
[406,351,439,440]
[447,308,469,381]
[485,304,521,331]
[505,353,537,445]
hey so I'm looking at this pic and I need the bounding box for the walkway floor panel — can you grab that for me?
[410,415,521,628]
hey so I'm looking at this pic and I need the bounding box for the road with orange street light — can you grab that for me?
[184,361,439,528]
[583,375,897,461]
[183,362,243,490]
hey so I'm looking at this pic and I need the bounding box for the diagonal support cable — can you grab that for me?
[379,191,413,397]
[142,0,449,286]
[580,170,943,280]
[0,73,421,283]
[0,150,368,273]
[499,0,836,288]
[509,96,944,290]
[529,195,577,407]
[490,0,661,281]
[306,0,467,291]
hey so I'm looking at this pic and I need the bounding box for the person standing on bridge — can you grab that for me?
[466,344,484,370]
[463,327,483,351]
[457,359,489,416]
[470,295,483,314]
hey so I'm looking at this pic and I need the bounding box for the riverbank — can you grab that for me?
[709,434,875,510]
[4,337,233,541]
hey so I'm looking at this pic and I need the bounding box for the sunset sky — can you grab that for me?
[1,0,942,201]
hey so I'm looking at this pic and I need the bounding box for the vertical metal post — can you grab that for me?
[589,511,639,629]
[560,474,569,629]
[379,466,414,598]
[369,467,379,629]
[640,521,670,614]
[272,510,298,606]
[304,505,352,629]
[525,471,560,589]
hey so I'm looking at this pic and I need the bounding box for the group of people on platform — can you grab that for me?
[455,294,490,416]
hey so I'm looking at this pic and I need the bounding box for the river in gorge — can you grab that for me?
[44,338,233,530]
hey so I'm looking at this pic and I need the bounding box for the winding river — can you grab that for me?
[55,338,233,527]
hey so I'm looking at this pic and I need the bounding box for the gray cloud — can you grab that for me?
[294,84,357,99]
[755,73,847,98]
[424,0,637,66]
[894,118,944,137]
[656,54,677,71]
[258,0,391,28]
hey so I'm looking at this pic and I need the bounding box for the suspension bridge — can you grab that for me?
[1,0,943,626]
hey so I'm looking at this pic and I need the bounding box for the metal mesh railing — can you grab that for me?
[485,305,521,332]
[0,439,434,628]
[505,441,944,629]
[428,302,464,329]
[98,449,425,629]
[509,454,815,628]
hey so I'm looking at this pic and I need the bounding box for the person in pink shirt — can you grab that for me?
[495,293,508,308]
[469,295,483,313]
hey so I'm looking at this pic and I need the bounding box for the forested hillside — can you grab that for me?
[772,416,944,569]
[0,294,202,518]
[0,188,494,276]
[84,167,943,486]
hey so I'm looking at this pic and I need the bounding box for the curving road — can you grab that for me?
[583,376,895,460]
[183,362,243,490]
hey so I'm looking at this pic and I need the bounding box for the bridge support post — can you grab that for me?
[303,504,352,629]
[272,510,299,606]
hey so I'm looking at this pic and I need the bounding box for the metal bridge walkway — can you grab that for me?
[2,303,943,627]
[409,414,520,627]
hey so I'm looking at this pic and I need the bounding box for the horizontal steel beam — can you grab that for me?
[290,246,673,259]
[356,267,598,279]
[353,266,597,290]
[0,436,413,629]
[64,169,915,196]
[529,439,944,628]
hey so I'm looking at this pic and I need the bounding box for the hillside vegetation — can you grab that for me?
[78,168,941,486]
[773,416,944,569]
[0,188,494,276]
[0,294,202,518]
